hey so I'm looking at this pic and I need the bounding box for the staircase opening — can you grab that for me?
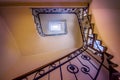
[12,7,111,80]
[1,4,119,80]
[32,8,84,37]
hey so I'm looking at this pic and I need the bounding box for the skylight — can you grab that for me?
[49,22,62,32]
[47,20,67,35]
[32,8,83,36]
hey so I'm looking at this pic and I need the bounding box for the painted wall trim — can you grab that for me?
[0,2,89,7]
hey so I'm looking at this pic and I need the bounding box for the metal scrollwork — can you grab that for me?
[74,51,80,56]
[50,63,57,69]
[67,54,73,60]
[22,77,28,80]
[67,64,79,74]
[38,70,45,75]
[81,66,90,74]
[81,54,91,61]
[34,70,45,79]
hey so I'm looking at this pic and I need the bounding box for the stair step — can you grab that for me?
[88,15,92,22]
[93,40,107,52]
[112,72,120,77]
[110,72,120,80]
[82,16,91,29]
[95,40,102,45]
[108,61,118,67]
[90,23,94,30]
[93,34,97,39]
[86,47,109,69]
[104,52,114,59]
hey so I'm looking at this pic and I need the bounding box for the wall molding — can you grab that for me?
[0,2,89,7]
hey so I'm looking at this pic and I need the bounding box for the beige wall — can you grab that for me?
[0,7,83,79]
[0,7,83,56]
[90,0,120,71]
[0,16,21,77]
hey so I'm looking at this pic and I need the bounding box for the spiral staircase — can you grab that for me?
[11,6,120,80]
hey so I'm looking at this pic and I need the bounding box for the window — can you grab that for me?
[93,40,104,52]
[49,24,61,31]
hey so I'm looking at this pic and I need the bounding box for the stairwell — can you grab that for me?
[83,5,120,79]
[13,6,120,80]
[0,0,120,80]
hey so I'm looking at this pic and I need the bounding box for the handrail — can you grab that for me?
[84,49,109,70]
[84,7,120,80]
[13,45,108,80]
[12,5,120,80]
[13,47,84,80]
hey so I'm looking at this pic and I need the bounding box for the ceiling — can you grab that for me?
[0,0,91,7]
[0,0,91,2]
[0,7,83,56]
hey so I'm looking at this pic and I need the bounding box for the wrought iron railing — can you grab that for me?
[13,46,107,80]
[13,6,120,80]
[81,5,120,80]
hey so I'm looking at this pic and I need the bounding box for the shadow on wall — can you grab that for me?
[90,0,120,71]
[0,7,83,56]
[0,16,21,77]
